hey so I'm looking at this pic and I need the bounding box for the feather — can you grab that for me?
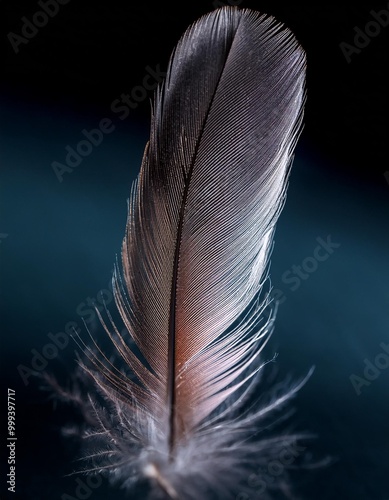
[68,6,307,499]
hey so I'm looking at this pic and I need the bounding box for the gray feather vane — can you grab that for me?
[69,6,307,499]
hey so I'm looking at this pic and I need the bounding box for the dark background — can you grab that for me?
[1,1,389,499]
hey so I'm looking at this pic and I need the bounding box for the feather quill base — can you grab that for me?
[50,339,313,499]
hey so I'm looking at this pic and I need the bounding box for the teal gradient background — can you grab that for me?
[2,1,389,498]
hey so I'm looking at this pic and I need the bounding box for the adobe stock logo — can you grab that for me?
[349,341,389,395]
[51,64,166,182]
[270,235,340,305]
[339,5,389,63]
[236,441,307,499]
[7,0,71,54]
[61,474,103,500]
[51,119,115,182]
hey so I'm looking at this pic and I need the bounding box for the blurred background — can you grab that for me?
[1,1,388,499]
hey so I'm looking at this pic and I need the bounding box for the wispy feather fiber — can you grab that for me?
[67,7,307,499]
